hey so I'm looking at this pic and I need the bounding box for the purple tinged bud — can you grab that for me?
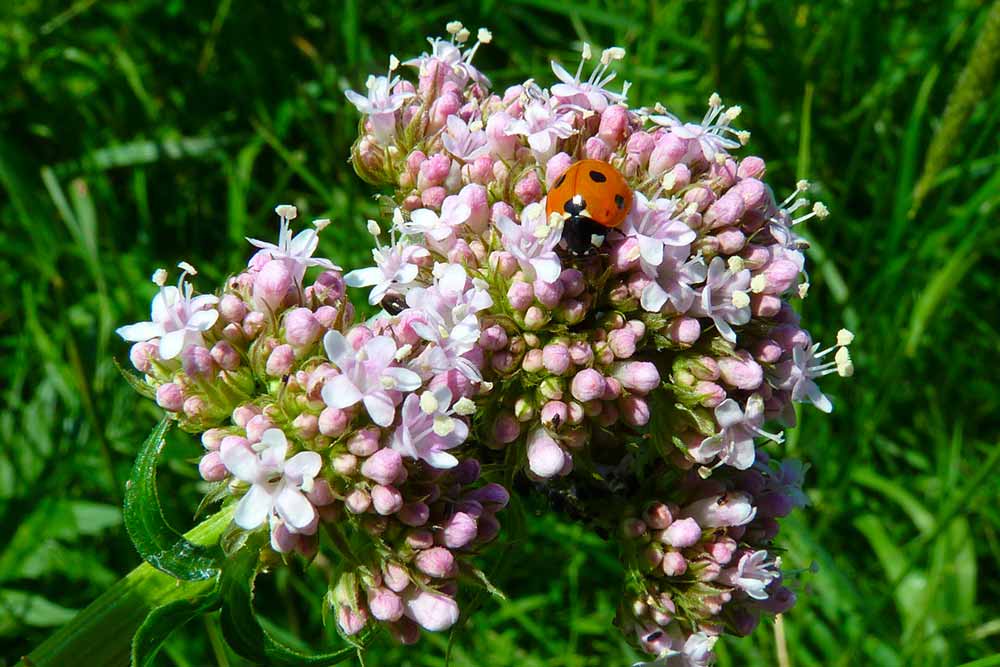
[344,488,372,514]
[584,136,612,161]
[486,112,518,159]
[253,260,292,312]
[704,191,746,230]
[762,259,800,294]
[649,133,688,175]
[571,369,606,402]
[715,227,747,254]
[182,346,216,380]
[613,361,661,394]
[219,294,247,323]
[476,512,501,543]
[526,429,564,478]
[404,590,460,632]
[232,404,260,428]
[242,310,265,338]
[568,341,593,366]
[643,502,674,530]
[337,606,369,636]
[361,448,403,486]
[661,551,688,576]
[608,328,637,359]
[469,483,510,509]
[266,344,295,376]
[642,544,664,570]
[559,269,585,298]
[620,396,650,427]
[479,324,508,352]
[662,517,702,548]
[183,395,207,419]
[313,270,346,303]
[507,281,534,311]
[367,587,404,622]
[155,383,184,411]
[492,413,520,445]
[406,529,434,550]
[199,452,226,481]
[201,428,225,451]
[347,428,380,457]
[625,131,655,164]
[622,517,647,539]
[566,402,585,426]
[490,251,519,278]
[556,299,587,325]
[439,512,478,548]
[708,537,738,565]
[332,453,358,475]
[695,381,726,408]
[491,201,516,224]
[533,279,564,308]
[383,562,410,593]
[371,484,404,516]
[398,502,430,527]
[292,412,318,439]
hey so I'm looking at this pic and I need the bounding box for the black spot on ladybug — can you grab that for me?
[615,194,625,209]
[554,173,566,188]
[589,170,608,183]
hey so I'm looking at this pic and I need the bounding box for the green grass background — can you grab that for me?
[2,0,1000,665]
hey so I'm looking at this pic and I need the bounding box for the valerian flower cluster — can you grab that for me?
[118,22,851,665]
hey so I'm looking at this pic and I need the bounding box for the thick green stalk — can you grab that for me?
[18,507,233,667]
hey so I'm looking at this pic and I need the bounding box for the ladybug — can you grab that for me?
[546,159,633,255]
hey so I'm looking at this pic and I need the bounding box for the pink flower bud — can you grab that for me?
[695,381,726,408]
[533,279,564,308]
[666,317,701,346]
[129,341,157,373]
[428,93,461,133]
[540,400,569,429]
[718,351,763,390]
[208,341,239,371]
[361,448,403,486]
[292,412,318,439]
[371,484,404,515]
[584,136,612,161]
[367,587,404,622]
[155,383,184,411]
[620,396,650,427]
[761,259,800,294]
[313,271,346,303]
[649,133,688,175]
[556,299,587,325]
[345,325,373,351]
[231,404,260,428]
[404,590,460,632]
[414,547,455,579]
[715,227,746,254]
[683,492,756,527]
[704,191,746,230]
[421,186,447,209]
[514,170,542,204]
[398,502,430,527]
[318,407,349,437]
[567,341,593,367]
[662,517,702,548]
[667,163,691,190]
[266,344,295,376]
[526,429,564,478]
[284,308,321,347]
[684,186,716,212]
[661,551,688,576]
[737,156,767,179]
[608,328,637,359]
[345,488,372,514]
[491,201,516,224]
[558,268,585,298]
[598,105,630,146]
[382,562,410,593]
[253,260,292,312]
[219,294,247,323]
[708,537,738,565]
[337,606,369,636]
[506,281,534,311]
[523,306,548,330]
[538,376,564,401]
[479,324,508,352]
[332,453,357,475]
[492,413,520,445]
[541,343,571,375]
[609,237,640,273]
[438,511,478,549]
[198,452,226,481]
[570,369,606,402]
[545,152,573,187]
[613,361,660,394]
[625,131,655,165]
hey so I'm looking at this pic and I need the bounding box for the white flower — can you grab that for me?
[690,256,751,343]
[247,214,339,285]
[550,43,630,111]
[441,115,489,161]
[622,193,696,278]
[718,550,780,600]
[345,234,430,307]
[116,265,219,360]
[640,248,706,314]
[505,99,576,160]
[404,35,490,88]
[321,331,422,427]
[650,94,744,162]
[690,394,782,470]
[402,197,471,247]
[495,203,563,283]
[345,57,414,144]
[391,386,469,469]
[221,428,322,534]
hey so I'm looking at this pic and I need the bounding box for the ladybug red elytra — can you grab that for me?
[545,159,633,255]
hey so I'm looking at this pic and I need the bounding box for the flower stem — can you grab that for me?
[18,506,233,667]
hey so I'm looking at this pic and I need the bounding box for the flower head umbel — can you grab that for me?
[495,203,563,283]
[322,331,422,426]
[221,428,323,550]
[116,263,219,360]
[248,205,340,284]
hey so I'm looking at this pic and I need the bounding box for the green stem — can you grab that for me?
[19,507,233,667]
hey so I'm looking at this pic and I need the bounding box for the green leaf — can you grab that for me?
[131,582,221,667]
[219,543,370,666]
[124,417,221,581]
[0,589,78,636]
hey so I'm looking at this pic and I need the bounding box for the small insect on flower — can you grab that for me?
[545,159,633,255]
